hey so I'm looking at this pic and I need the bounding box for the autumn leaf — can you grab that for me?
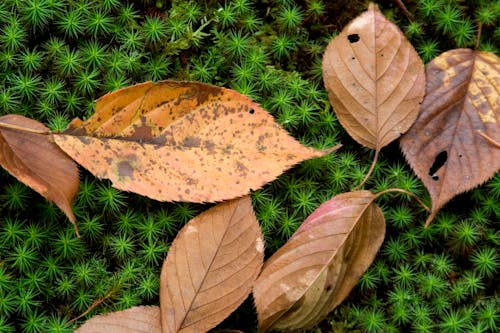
[160,195,264,333]
[75,306,162,333]
[322,2,425,185]
[53,81,339,203]
[0,115,79,233]
[400,49,500,226]
[253,191,386,332]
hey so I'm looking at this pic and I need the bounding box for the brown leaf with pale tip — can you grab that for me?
[54,80,339,203]
[75,306,162,333]
[160,195,264,333]
[322,2,425,150]
[0,115,79,232]
[253,191,385,332]
[400,49,500,226]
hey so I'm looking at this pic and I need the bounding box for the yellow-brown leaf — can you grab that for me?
[160,195,264,333]
[54,81,338,202]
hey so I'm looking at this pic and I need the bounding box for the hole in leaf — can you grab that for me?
[249,109,255,114]
[347,34,360,43]
[428,151,447,181]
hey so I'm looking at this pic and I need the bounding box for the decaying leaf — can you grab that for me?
[53,81,339,203]
[253,191,386,332]
[322,3,425,150]
[400,49,500,226]
[160,195,264,333]
[75,306,162,333]
[0,115,79,232]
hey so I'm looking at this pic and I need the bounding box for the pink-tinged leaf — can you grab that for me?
[253,191,385,332]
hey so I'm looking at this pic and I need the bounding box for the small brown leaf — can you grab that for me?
[160,195,264,333]
[75,306,162,333]
[322,3,425,151]
[400,49,500,225]
[0,115,79,231]
[54,81,338,203]
[253,191,386,332]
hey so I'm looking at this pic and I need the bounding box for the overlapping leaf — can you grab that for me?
[160,195,264,333]
[400,49,500,225]
[253,191,386,332]
[322,3,424,150]
[0,115,79,232]
[54,81,338,203]
[75,306,162,333]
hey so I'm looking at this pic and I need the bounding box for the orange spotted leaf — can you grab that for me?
[54,81,339,202]
[75,306,162,333]
[400,49,500,226]
[160,195,264,333]
[0,115,79,232]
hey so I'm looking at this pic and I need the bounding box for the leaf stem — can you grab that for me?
[392,0,415,21]
[0,121,49,135]
[374,188,430,212]
[475,22,483,50]
[477,130,500,148]
[353,149,379,190]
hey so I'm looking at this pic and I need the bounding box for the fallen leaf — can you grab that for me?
[75,306,162,333]
[322,3,424,184]
[54,81,339,203]
[160,195,264,333]
[400,49,500,226]
[0,115,79,232]
[253,191,386,332]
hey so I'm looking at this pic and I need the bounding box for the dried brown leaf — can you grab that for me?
[54,81,338,203]
[0,115,79,231]
[322,3,425,150]
[160,195,264,333]
[253,191,386,332]
[400,49,500,225]
[75,306,162,333]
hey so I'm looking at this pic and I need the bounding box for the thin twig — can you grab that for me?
[68,289,116,324]
[0,121,49,135]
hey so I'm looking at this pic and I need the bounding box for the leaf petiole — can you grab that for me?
[477,130,500,149]
[374,188,430,212]
[0,120,50,135]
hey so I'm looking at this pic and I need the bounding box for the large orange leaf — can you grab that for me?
[322,3,424,165]
[75,306,162,332]
[253,191,386,332]
[400,49,500,226]
[0,115,79,232]
[160,195,264,333]
[54,81,338,202]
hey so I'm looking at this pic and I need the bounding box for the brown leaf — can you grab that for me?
[53,81,339,203]
[253,191,385,332]
[0,115,79,231]
[160,195,264,333]
[322,3,425,150]
[400,49,500,226]
[75,305,162,332]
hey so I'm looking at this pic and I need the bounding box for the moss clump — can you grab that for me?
[0,0,498,332]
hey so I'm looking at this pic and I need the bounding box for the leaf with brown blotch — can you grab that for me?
[75,306,162,332]
[253,191,386,332]
[323,3,425,150]
[0,115,80,233]
[322,3,424,185]
[160,195,264,333]
[400,49,500,226]
[54,80,339,203]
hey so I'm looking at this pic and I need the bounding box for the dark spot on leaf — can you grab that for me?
[105,157,112,165]
[347,34,360,43]
[183,136,201,148]
[118,160,134,179]
[325,285,332,292]
[351,56,355,60]
[76,136,91,144]
[249,109,255,114]
[428,151,447,181]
